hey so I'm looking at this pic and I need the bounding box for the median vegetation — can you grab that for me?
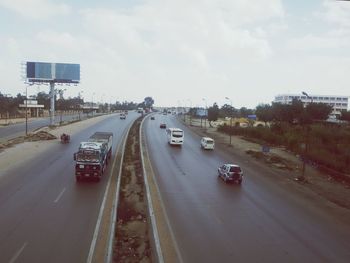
[114,117,151,262]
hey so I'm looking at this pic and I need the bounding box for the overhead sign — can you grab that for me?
[26,62,80,84]
[196,108,208,117]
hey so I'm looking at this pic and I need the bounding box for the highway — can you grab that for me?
[0,113,91,142]
[0,112,139,263]
[144,114,350,263]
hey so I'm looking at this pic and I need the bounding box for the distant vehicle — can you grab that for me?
[166,128,184,145]
[200,137,215,150]
[163,112,167,115]
[218,164,243,184]
[60,133,70,144]
[151,116,155,120]
[124,110,128,114]
[120,114,126,119]
[160,123,166,129]
[74,132,113,182]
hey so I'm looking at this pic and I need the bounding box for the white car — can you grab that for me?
[200,137,215,150]
[218,164,243,184]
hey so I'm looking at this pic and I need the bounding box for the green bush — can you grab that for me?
[217,122,350,174]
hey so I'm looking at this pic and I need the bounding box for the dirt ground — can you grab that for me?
[183,117,350,210]
[115,117,151,263]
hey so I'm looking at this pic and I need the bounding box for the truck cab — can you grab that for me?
[74,132,113,182]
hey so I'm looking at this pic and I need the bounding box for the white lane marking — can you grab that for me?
[87,123,130,263]
[54,188,66,203]
[106,122,131,263]
[9,242,27,263]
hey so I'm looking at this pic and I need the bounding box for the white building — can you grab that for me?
[274,94,349,117]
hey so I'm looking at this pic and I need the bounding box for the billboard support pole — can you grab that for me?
[50,82,55,126]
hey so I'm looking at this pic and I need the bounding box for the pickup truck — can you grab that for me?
[74,132,113,182]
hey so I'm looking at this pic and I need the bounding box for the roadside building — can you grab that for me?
[274,94,349,117]
[19,99,44,117]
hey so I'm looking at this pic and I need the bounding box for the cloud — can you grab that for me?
[0,0,71,19]
[321,0,350,28]
[1,0,298,107]
[287,34,350,50]
[79,0,284,65]
[287,1,350,52]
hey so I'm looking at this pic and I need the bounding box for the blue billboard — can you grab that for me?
[196,108,208,117]
[26,62,80,83]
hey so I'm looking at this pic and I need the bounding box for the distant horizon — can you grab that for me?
[1,0,349,109]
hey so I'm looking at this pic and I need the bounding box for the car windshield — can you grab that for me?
[173,131,183,138]
[229,166,241,173]
[206,140,213,144]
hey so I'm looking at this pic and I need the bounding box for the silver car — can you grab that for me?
[218,164,243,184]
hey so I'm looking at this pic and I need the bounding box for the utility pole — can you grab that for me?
[225,97,233,145]
[187,99,192,126]
[202,98,208,131]
[25,83,34,135]
[299,91,312,181]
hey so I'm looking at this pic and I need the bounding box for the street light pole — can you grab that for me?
[187,99,192,126]
[92,92,95,116]
[25,83,34,135]
[78,90,84,120]
[183,100,186,122]
[225,97,233,145]
[300,91,312,181]
[302,91,313,103]
[202,98,208,131]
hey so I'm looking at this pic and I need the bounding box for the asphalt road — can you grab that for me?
[144,114,350,263]
[0,112,139,263]
[0,113,92,141]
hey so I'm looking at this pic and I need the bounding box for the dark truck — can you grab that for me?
[74,132,113,182]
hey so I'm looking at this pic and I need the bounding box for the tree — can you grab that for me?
[0,92,10,115]
[272,103,294,123]
[271,99,304,124]
[35,92,50,109]
[255,104,273,124]
[239,107,253,118]
[220,104,237,118]
[207,103,219,127]
[306,103,333,121]
[340,110,350,122]
[144,97,154,109]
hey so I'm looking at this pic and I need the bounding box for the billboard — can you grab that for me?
[26,62,80,83]
[196,108,208,117]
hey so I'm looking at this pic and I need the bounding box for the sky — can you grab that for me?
[0,0,350,109]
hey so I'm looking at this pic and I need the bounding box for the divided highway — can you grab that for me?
[0,112,139,263]
[144,114,350,263]
[0,114,90,142]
